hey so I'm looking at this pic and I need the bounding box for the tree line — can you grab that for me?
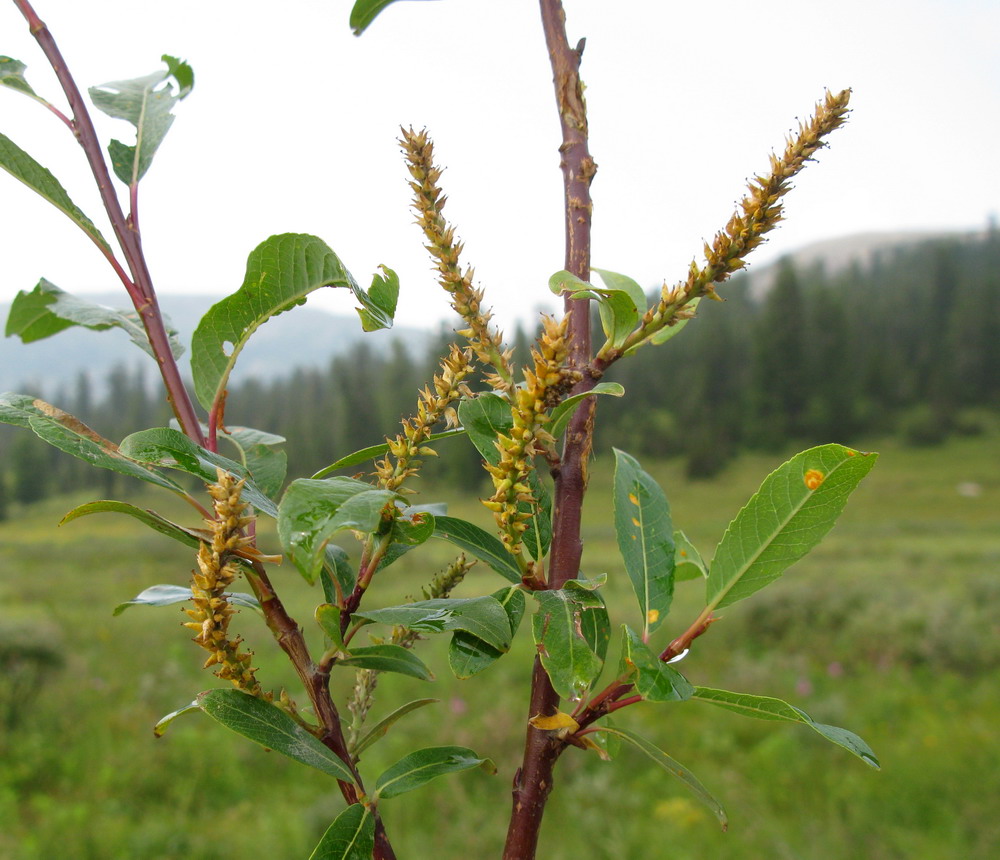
[1,230,997,516]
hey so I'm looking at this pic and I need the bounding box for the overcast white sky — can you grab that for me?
[1,0,998,331]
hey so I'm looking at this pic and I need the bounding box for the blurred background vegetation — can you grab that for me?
[0,230,998,857]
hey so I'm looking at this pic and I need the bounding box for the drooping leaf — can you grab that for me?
[60,499,199,548]
[0,56,43,101]
[0,133,112,253]
[5,279,183,359]
[692,687,880,768]
[309,804,374,860]
[705,445,878,612]
[449,586,525,679]
[349,0,437,35]
[196,689,355,783]
[191,234,394,411]
[532,585,609,700]
[431,515,521,584]
[354,597,512,651]
[311,428,465,479]
[674,530,708,582]
[338,644,434,681]
[153,699,199,737]
[596,725,727,829]
[352,698,439,758]
[88,56,193,185]
[357,265,398,331]
[547,381,625,439]
[617,625,693,703]
[374,745,496,799]
[118,427,278,516]
[276,477,393,584]
[613,449,675,636]
[113,583,260,616]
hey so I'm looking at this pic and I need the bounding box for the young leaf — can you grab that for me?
[357,265,399,331]
[338,644,434,681]
[316,603,347,651]
[591,268,647,313]
[309,804,374,860]
[352,698,439,759]
[322,546,355,602]
[191,234,394,411]
[88,56,193,185]
[0,56,43,101]
[617,625,693,703]
[6,279,183,359]
[0,133,112,253]
[60,499,200,548]
[312,428,464,478]
[706,444,878,612]
[113,584,260,616]
[431,516,522,584]
[596,725,727,830]
[532,586,609,700]
[547,381,625,440]
[551,269,642,348]
[448,586,525,679]
[196,689,355,783]
[613,449,675,636]
[374,745,496,799]
[674,529,708,582]
[692,687,880,768]
[354,597,512,651]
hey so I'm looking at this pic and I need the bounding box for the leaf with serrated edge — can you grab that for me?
[432,515,521,583]
[532,587,606,700]
[352,698,439,758]
[674,529,708,582]
[374,745,495,799]
[693,687,880,768]
[613,449,675,636]
[596,725,728,830]
[706,444,877,612]
[309,803,374,860]
[617,625,693,702]
[338,644,433,681]
[196,689,355,782]
[355,597,511,651]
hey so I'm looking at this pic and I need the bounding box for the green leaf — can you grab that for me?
[217,426,287,498]
[309,804,374,860]
[596,725,727,830]
[0,132,112,253]
[118,427,278,516]
[277,477,393,584]
[316,603,347,652]
[0,395,182,493]
[349,0,436,35]
[532,585,609,699]
[5,279,183,359]
[339,644,434,681]
[613,449,675,636]
[354,597,512,651]
[449,586,525,679]
[591,268,647,314]
[374,745,496,799]
[648,297,700,347]
[153,699,199,738]
[674,529,708,582]
[88,56,193,185]
[547,382,625,439]
[0,56,42,100]
[431,515,522,584]
[352,698,439,758]
[311,428,464,479]
[692,687,880,768]
[113,584,260,616]
[60,499,199,548]
[196,689,355,783]
[706,445,878,612]
[617,625,693,703]
[389,506,435,546]
[551,269,641,348]
[323,545,356,600]
[191,234,393,411]
[357,265,398,331]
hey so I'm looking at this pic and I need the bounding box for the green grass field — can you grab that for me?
[1,431,998,859]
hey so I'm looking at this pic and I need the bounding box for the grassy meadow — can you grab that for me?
[1,430,998,859]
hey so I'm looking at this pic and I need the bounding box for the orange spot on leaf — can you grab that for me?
[804,469,825,490]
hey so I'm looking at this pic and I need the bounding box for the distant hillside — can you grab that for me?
[0,292,432,394]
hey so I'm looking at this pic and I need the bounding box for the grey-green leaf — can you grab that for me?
[196,689,355,783]
[374,745,496,799]
[309,804,374,860]
[706,444,877,612]
[113,584,260,616]
[431,516,522,584]
[354,597,512,651]
[60,499,199,548]
[0,56,41,100]
[338,644,434,681]
[692,687,880,768]
[613,449,675,636]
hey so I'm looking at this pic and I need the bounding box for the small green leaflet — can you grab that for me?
[431,516,522,584]
[6,279,183,359]
[349,0,437,35]
[549,269,642,349]
[352,698,439,759]
[338,644,434,681]
[532,583,610,700]
[190,234,396,411]
[547,382,625,439]
[196,689,355,783]
[617,625,693,703]
[613,449,675,637]
[706,444,877,612]
[113,584,260,616]
[374,745,496,799]
[354,597,512,652]
[309,804,374,860]
[153,699,199,737]
[0,133,111,253]
[692,687,880,768]
[88,55,193,186]
[595,725,727,830]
